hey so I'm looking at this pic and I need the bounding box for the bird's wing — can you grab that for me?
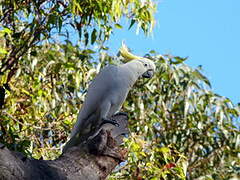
[70,65,119,138]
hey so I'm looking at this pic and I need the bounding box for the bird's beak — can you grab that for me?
[142,69,154,78]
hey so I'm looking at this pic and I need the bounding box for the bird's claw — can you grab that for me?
[101,118,120,127]
[114,112,128,117]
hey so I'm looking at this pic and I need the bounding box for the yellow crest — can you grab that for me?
[119,42,148,62]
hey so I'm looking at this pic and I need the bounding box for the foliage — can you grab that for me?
[0,43,239,179]
[110,53,240,179]
[109,135,187,180]
[0,43,98,159]
[0,0,156,80]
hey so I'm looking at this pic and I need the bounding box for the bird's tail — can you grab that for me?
[62,132,88,153]
[69,113,83,138]
[63,115,87,151]
[62,134,78,153]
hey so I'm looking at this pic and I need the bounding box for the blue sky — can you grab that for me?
[107,0,240,104]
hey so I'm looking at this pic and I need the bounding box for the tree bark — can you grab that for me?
[0,114,129,180]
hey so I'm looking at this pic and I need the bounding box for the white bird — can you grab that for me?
[63,58,155,152]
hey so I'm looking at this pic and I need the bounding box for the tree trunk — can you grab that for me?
[0,114,129,180]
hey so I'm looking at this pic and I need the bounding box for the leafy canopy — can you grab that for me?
[0,0,156,76]
[1,43,240,179]
[0,1,240,179]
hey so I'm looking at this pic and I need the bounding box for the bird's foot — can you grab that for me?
[101,118,119,127]
[114,112,128,117]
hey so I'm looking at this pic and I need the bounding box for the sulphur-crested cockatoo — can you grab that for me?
[63,51,155,153]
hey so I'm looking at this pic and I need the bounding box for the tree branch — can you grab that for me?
[0,114,129,180]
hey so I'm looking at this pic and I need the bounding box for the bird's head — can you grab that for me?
[122,58,156,79]
[118,42,156,79]
[137,58,156,78]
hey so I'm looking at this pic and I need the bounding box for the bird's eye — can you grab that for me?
[144,63,148,67]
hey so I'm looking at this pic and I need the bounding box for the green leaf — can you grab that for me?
[91,29,97,45]
[171,56,188,64]
[193,69,211,88]
[58,16,63,33]
[84,32,89,46]
[0,48,8,54]
[128,19,136,30]
[114,23,123,29]
[3,28,12,34]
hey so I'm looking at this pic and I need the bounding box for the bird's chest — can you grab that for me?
[106,87,129,116]
[111,86,129,104]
